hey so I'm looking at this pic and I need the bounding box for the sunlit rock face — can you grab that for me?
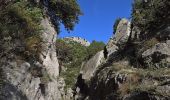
[114,18,131,45]
[106,18,131,57]
[40,18,59,77]
[64,37,91,47]
[107,18,131,48]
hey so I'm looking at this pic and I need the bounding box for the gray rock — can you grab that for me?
[0,17,62,100]
[115,18,131,46]
[40,18,60,77]
[130,26,141,41]
[157,26,170,41]
[142,40,170,68]
[106,18,130,56]
[80,50,105,80]
[106,44,119,57]
[63,37,90,46]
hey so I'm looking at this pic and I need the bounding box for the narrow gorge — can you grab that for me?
[0,0,170,100]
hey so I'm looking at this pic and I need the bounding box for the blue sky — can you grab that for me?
[59,0,133,43]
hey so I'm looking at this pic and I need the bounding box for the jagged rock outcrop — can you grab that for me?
[130,26,141,41]
[74,16,170,99]
[114,18,131,46]
[64,37,90,47]
[73,18,132,100]
[107,18,131,57]
[107,18,131,48]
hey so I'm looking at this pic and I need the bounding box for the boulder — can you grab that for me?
[142,40,170,68]
[1,61,62,100]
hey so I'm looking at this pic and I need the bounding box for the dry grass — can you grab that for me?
[117,67,170,96]
[118,72,141,96]
[25,35,43,58]
[143,37,159,50]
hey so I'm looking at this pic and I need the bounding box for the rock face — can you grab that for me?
[40,18,60,77]
[0,17,62,100]
[130,26,141,41]
[106,18,131,56]
[114,18,131,46]
[80,50,105,80]
[142,40,170,68]
[64,37,90,46]
[1,62,61,100]
[74,17,170,100]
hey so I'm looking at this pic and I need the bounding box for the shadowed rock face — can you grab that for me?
[0,83,28,100]
[0,17,62,100]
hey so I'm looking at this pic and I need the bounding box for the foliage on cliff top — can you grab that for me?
[49,0,82,32]
[132,0,170,34]
[0,0,82,58]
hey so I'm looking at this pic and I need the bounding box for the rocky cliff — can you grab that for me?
[0,0,66,100]
[74,15,170,100]
[0,12,62,100]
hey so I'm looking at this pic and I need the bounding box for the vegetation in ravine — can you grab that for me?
[56,39,105,89]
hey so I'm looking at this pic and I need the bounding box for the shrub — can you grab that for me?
[25,34,43,59]
[49,0,82,32]
[143,38,159,49]
[118,73,141,96]
[87,40,105,59]
[132,0,170,35]
[113,18,121,34]
[0,1,43,60]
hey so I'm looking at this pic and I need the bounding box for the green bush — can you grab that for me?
[56,39,105,88]
[87,40,105,59]
[49,0,82,32]
[132,0,170,34]
[0,0,43,59]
